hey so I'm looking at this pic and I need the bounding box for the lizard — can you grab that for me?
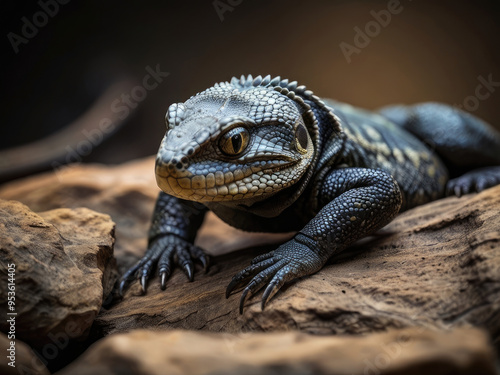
[120,74,500,313]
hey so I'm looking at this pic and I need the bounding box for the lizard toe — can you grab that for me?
[138,245,165,293]
[261,267,293,310]
[120,235,209,294]
[158,245,174,290]
[119,258,147,296]
[250,251,275,264]
[189,244,211,272]
[447,166,500,197]
[237,237,328,312]
[173,243,195,282]
[237,260,287,314]
[120,239,166,295]
[226,257,276,298]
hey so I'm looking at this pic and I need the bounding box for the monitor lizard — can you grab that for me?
[120,75,500,313]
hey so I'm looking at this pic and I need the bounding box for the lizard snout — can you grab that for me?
[155,149,190,179]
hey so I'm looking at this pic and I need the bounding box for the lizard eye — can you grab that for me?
[294,123,309,154]
[219,127,250,156]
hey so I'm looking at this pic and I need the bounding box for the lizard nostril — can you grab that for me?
[170,129,185,138]
[167,157,189,173]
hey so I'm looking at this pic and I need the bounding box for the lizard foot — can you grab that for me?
[446,166,500,197]
[226,235,326,314]
[119,235,209,295]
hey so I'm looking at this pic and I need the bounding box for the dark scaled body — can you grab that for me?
[120,75,500,313]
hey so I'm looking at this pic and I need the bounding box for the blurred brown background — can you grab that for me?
[2,0,500,174]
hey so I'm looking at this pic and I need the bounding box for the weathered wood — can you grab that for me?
[93,184,500,341]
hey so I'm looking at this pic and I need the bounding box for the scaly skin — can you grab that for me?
[120,75,500,313]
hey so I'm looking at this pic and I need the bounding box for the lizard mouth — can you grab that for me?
[156,158,299,202]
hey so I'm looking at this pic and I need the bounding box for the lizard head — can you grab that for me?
[155,75,341,205]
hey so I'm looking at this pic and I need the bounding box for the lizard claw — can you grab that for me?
[160,272,167,290]
[261,268,289,310]
[189,245,210,273]
[226,257,276,298]
[119,235,210,294]
[140,274,148,293]
[235,259,285,314]
[227,237,327,314]
[239,287,251,314]
[183,263,194,282]
[119,259,144,296]
[199,256,209,272]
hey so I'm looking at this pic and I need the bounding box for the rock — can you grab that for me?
[56,327,497,375]
[0,199,116,350]
[0,159,157,275]
[0,332,50,375]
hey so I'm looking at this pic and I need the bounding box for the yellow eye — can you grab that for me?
[219,127,250,156]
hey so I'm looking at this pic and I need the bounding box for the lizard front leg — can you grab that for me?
[227,168,402,313]
[120,191,209,294]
